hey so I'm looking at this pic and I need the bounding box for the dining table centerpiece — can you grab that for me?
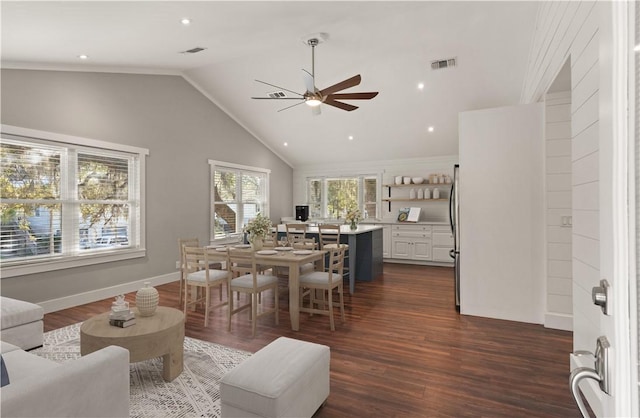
[345,208,362,230]
[243,213,272,251]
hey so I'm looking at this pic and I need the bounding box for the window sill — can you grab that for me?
[0,248,147,278]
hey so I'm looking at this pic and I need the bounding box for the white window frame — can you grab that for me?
[0,125,148,278]
[306,173,380,220]
[209,160,270,244]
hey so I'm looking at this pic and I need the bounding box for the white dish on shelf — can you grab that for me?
[215,247,228,251]
[233,244,251,248]
[412,177,424,184]
[292,250,313,255]
[274,247,294,251]
[256,250,277,255]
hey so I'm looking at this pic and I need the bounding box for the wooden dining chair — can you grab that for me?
[299,245,346,331]
[227,248,279,336]
[183,246,230,327]
[318,224,349,278]
[177,237,199,304]
[286,223,317,249]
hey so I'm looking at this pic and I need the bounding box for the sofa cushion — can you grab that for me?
[1,348,60,383]
[1,341,21,354]
[1,297,44,329]
[1,355,9,387]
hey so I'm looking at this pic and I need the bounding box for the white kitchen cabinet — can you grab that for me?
[390,224,432,261]
[431,225,454,262]
[382,225,391,258]
[360,222,452,265]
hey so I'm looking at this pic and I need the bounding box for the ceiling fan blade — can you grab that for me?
[323,98,359,112]
[277,101,305,112]
[302,70,315,93]
[327,92,379,100]
[254,79,303,97]
[251,97,303,100]
[318,74,361,97]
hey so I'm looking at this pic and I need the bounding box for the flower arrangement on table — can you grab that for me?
[345,208,362,230]
[243,213,272,249]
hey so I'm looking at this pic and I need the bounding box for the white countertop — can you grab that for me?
[276,224,383,234]
[360,220,450,226]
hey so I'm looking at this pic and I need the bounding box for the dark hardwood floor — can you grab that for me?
[44,263,580,417]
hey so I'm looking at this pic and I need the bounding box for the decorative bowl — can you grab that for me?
[412,177,424,184]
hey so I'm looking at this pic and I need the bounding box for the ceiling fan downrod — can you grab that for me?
[308,38,319,83]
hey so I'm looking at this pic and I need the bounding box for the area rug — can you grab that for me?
[31,323,251,418]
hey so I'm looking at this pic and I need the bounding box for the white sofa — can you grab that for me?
[1,340,130,417]
[0,296,44,350]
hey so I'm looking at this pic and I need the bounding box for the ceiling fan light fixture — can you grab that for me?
[306,97,322,107]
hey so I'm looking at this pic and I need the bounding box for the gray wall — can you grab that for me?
[0,69,292,304]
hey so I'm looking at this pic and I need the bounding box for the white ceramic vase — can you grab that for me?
[250,237,264,251]
[433,188,440,199]
[136,282,159,316]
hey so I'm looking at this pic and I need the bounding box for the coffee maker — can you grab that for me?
[295,205,309,222]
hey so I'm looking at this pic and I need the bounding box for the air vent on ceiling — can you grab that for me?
[268,91,287,99]
[431,57,457,70]
[181,47,207,54]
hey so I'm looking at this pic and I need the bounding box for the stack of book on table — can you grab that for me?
[109,294,136,328]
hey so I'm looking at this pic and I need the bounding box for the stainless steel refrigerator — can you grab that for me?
[449,164,460,311]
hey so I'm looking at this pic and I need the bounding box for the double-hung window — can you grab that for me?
[307,175,378,219]
[0,125,148,277]
[209,160,269,242]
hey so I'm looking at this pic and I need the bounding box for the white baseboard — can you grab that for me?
[38,272,180,314]
[384,259,454,267]
[544,312,573,331]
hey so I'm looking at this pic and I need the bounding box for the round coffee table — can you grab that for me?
[80,306,184,381]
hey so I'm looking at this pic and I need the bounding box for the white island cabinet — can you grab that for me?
[361,221,453,266]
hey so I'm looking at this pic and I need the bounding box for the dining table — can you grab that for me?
[207,245,326,331]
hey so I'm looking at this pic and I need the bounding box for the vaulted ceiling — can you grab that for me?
[1,1,539,168]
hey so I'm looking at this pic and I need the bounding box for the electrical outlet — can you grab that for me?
[175,261,181,269]
[561,216,573,228]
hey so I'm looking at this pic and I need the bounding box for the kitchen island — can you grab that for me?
[276,224,383,294]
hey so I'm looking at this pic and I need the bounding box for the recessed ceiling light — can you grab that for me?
[181,18,191,25]
[428,126,434,133]
[348,136,354,141]
[417,83,425,90]
[78,54,88,60]
[284,142,288,147]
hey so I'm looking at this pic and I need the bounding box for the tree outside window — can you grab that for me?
[307,175,378,220]
[0,138,140,263]
[210,162,269,241]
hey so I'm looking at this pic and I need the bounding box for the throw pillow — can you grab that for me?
[1,355,9,387]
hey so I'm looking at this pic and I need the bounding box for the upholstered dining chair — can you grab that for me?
[183,246,230,327]
[227,248,279,336]
[299,245,346,331]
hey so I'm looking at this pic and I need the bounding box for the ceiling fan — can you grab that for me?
[251,36,378,115]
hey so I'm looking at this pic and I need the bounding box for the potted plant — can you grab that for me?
[243,213,272,251]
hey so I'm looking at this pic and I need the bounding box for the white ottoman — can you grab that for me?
[220,336,330,418]
[0,296,44,350]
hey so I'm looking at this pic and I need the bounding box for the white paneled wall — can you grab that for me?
[545,91,573,330]
[523,0,601,355]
